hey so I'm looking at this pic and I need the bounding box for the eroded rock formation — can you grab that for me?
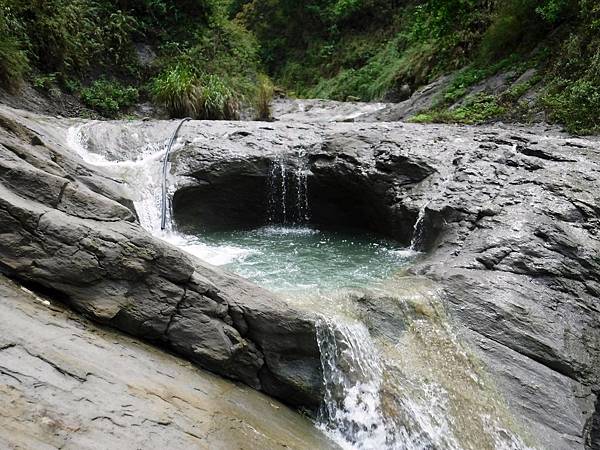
[81,117,600,449]
[0,275,337,449]
[0,103,599,449]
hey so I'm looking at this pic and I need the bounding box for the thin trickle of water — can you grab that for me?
[409,201,430,251]
[409,176,452,251]
[280,162,288,222]
[295,157,310,222]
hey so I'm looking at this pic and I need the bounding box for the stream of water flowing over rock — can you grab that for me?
[66,121,535,450]
[268,156,310,224]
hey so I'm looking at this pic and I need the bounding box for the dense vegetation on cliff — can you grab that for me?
[236,0,600,134]
[0,0,598,133]
[0,0,266,119]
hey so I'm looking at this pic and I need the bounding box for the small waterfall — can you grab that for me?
[409,201,430,251]
[267,155,310,224]
[316,314,535,450]
[315,317,455,450]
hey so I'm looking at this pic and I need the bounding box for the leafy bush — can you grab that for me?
[410,0,480,40]
[32,73,57,91]
[81,79,138,117]
[535,0,572,22]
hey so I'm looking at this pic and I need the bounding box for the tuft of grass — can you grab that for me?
[80,79,138,118]
[200,74,240,120]
[149,65,200,118]
[151,65,240,120]
[255,74,274,120]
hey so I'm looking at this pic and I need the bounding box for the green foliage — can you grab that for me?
[81,79,138,118]
[237,0,599,134]
[543,79,600,135]
[241,0,489,100]
[539,0,600,133]
[32,73,57,91]
[150,65,198,118]
[536,0,572,22]
[0,0,263,117]
[1,0,597,133]
[199,74,239,120]
[148,6,261,119]
[479,1,544,62]
[3,0,138,76]
[436,57,524,106]
[412,94,506,125]
[0,5,29,91]
[410,0,479,40]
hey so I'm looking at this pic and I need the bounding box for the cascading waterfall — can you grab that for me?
[315,317,459,450]
[315,312,535,450]
[316,317,390,450]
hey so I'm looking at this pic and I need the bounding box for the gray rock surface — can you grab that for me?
[271,98,391,122]
[1,102,599,449]
[0,275,338,450]
[358,74,455,121]
[0,105,324,409]
[81,117,600,449]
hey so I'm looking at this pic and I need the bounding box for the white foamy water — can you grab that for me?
[316,317,389,450]
[67,124,169,233]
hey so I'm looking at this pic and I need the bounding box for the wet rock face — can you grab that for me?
[0,276,338,450]
[169,125,437,244]
[0,106,324,410]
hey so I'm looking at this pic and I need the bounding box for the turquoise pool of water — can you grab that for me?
[174,225,415,294]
